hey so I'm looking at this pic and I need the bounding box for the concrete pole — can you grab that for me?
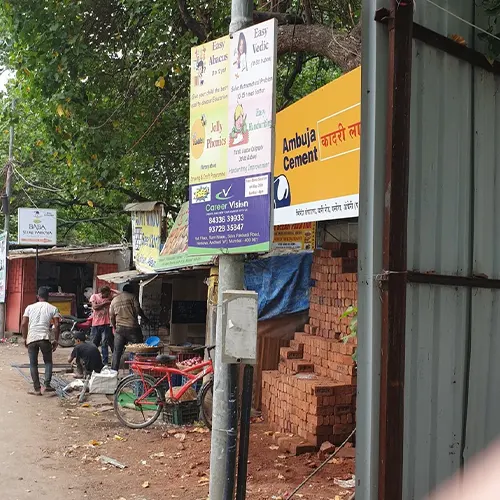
[0,100,15,336]
[208,2,253,497]
[209,255,245,500]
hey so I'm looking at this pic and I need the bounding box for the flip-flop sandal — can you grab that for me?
[44,386,56,393]
[28,390,42,396]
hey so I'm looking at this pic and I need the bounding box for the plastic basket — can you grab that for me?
[182,376,203,392]
[162,401,199,426]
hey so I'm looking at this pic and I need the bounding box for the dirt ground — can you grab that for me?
[0,341,354,500]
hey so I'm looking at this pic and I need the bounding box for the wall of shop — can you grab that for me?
[6,258,36,333]
[169,273,208,345]
[317,219,358,246]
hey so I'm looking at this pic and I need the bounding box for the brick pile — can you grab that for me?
[261,243,358,453]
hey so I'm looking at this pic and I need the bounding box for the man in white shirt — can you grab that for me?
[21,287,61,395]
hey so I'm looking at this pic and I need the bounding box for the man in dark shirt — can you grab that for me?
[68,332,103,377]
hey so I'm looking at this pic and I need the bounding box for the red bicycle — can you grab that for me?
[113,346,214,429]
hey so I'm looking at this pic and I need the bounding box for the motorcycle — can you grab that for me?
[58,304,93,348]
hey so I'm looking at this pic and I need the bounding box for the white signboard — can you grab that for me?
[18,208,57,246]
[0,232,6,303]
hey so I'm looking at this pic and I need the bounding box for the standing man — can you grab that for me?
[110,284,148,371]
[89,285,115,366]
[21,287,61,395]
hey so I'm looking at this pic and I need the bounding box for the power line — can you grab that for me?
[126,84,186,155]
[13,166,62,193]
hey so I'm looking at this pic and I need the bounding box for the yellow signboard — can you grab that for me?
[189,36,230,185]
[273,67,360,224]
[132,207,162,273]
[273,222,316,251]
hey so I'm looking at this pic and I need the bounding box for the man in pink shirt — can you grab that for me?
[89,286,116,366]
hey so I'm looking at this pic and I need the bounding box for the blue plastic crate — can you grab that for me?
[182,376,202,392]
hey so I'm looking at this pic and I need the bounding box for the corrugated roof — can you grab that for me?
[124,201,164,212]
[8,244,127,260]
[97,269,151,284]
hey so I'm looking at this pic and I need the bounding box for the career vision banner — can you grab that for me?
[188,19,277,256]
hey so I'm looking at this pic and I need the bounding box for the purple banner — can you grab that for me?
[188,174,271,254]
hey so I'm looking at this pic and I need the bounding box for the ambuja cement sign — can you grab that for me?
[18,208,57,246]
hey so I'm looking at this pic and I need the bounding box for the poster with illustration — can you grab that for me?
[226,19,277,180]
[187,19,278,255]
[189,36,230,185]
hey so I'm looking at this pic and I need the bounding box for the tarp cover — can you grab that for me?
[245,253,312,320]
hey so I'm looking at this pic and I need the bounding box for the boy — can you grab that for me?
[68,331,103,378]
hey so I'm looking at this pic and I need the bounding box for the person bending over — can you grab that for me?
[68,331,103,378]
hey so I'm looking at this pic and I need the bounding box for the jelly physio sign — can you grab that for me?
[188,19,277,255]
[18,208,57,246]
[273,67,361,224]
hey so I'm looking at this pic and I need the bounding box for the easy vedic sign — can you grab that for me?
[18,208,57,246]
[273,67,361,225]
[187,19,278,256]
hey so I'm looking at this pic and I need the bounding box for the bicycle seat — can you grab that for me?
[156,354,177,365]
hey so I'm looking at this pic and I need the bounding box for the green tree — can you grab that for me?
[0,0,361,243]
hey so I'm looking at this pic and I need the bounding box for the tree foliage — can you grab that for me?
[0,0,360,244]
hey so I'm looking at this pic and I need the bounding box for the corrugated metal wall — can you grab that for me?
[404,2,474,498]
[360,0,500,498]
[404,0,500,498]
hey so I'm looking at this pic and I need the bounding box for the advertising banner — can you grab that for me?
[18,208,57,245]
[155,202,214,271]
[188,19,277,255]
[132,206,162,273]
[0,232,6,303]
[273,222,316,251]
[273,67,361,225]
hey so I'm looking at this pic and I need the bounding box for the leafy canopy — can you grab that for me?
[0,0,350,243]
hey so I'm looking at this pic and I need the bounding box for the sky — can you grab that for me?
[0,70,13,92]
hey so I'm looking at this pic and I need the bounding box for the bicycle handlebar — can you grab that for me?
[192,345,216,352]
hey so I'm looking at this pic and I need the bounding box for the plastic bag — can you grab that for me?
[89,367,118,394]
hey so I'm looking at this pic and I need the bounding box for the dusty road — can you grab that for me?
[0,343,92,500]
[0,342,354,500]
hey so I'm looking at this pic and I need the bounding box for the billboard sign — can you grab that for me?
[188,19,278,255]
[18,208,57,246]
[273,67,361,224]
[131,206,163,273]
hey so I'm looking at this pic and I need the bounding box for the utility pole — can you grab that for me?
[208,3,253,498]
[0,99,15,336]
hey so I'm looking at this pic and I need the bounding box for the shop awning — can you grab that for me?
[97,269,155,284]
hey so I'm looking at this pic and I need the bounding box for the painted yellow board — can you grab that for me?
[273,67,361,224]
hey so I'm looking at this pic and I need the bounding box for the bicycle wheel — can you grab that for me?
[113,374,164,429]
[198,378,213,430]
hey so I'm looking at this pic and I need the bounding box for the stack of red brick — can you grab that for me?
[261,243,357,453]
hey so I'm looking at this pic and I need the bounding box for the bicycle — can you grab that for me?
[113,346,214,429]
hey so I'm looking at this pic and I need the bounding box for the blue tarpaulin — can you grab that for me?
[244,253,313,320]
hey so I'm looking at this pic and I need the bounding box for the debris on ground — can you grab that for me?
[334,475,356,489]
[99,456,126,469]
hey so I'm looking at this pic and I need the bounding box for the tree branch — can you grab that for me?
[302,0,314,24]
[177,0,208,41]
[283,53,305,106]
[277,23,361,72]
[253,11,304,26]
